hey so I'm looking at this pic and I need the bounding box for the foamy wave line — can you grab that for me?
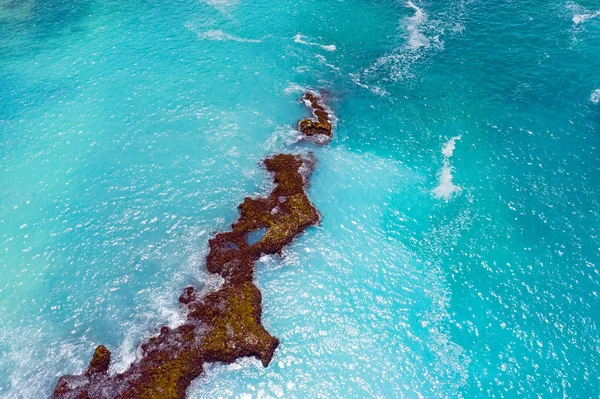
[196,29,263,43]
[354,0,446,91]
[283,83,307,95]
[315,54,341,72]
[293,34,336,52]
[405,0,429,51]
[349,73,389,97]
[432,136,462,200]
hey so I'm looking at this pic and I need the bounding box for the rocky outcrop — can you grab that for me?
[52,92,331,399]
[298,90,334,144]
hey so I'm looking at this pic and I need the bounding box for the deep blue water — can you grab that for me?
[1,0,599,397]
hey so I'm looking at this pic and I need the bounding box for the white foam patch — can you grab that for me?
[567,2,600,24]
[573,10,600,24]
[193,271,225,298]
[196,29,262,43]
[441,135,460,158]
[432,136,462,200]
[405,0,430,50]
[590,89,600,104]
[282,83,306,95]
[293,34,336,52]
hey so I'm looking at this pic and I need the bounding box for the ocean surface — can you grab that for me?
[1,0,600,397]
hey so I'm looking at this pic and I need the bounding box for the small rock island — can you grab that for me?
[298,91,334,144]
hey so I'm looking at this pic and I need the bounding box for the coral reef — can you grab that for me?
[298,90,334,144]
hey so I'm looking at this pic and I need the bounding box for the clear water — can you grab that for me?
[1,0,599,397]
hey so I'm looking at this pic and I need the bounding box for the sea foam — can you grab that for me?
[405,0,429,50]
[432,136,462,200]
[573,10,600,24]
[591,89,600,104]
[355,0,448,90]
[196,29,262,43]
[293,34,336,52]
[567,2,600,24]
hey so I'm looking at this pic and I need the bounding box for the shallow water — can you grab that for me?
[1,0,599,397]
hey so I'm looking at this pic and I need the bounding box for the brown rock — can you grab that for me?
[298,91,334,143]
[51,153,319,399]
[84,345,111,377]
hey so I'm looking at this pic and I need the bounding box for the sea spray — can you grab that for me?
[432,136,462,200]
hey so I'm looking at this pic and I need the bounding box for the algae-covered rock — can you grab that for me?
[298,90,334,143]
[51,153,319,399]
[85,345,111,377]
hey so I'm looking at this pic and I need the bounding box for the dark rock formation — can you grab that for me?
[84,346,110,377]
[206,154,319,284]
[52,153,321,399]
[298,90,334,144]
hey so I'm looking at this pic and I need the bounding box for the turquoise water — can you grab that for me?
[1,0,599,397]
